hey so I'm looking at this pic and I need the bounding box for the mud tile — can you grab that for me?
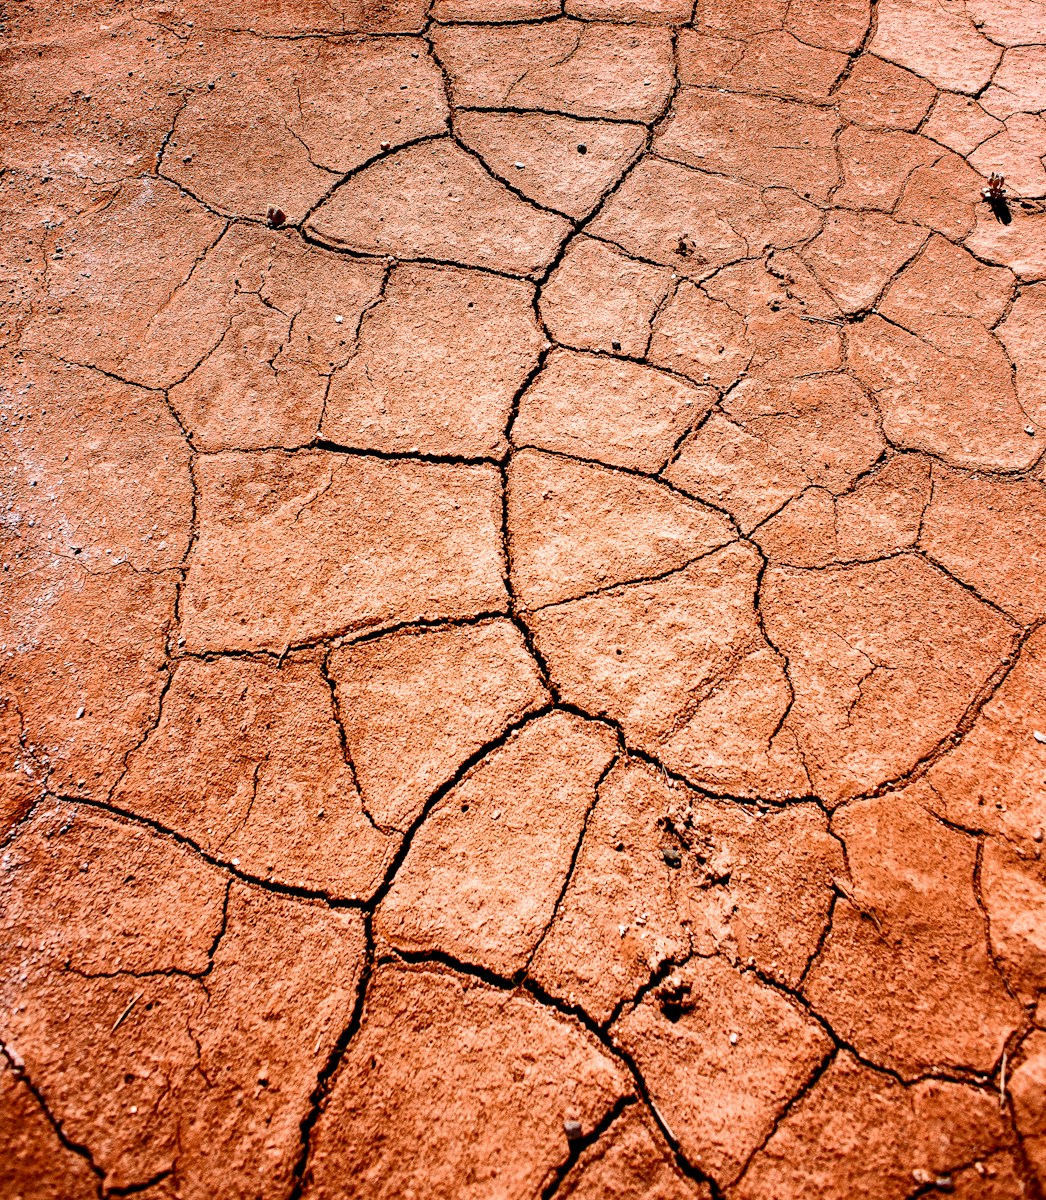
[756,455,930,568]
[1,801,227,975]
[893,151,983,240]
[981,837,1046,1003]
[655,88,841,202]
[806,795,1022,1075]
[656,646,810,798]
[0,20,194,183]
[1,831,365,1195]
[1,358,191,571]
[613,956,831,1187]
[847,315,1038,470]
[701,255,844,383]
[527,760,693,1025]
[531,762,839,1021]
[691,0,788,38]
[324,263,543,457]
[694,30,848,101]
[870,0,1002,93]
[669,373,882,531]
[181,451,506,653]
[454,111,645,220]
[922,92,1005,156]
[529,543,764,747]
[665,413,808,534]
[376,710,617,974]
[1010,1031,1046,1185]
[920,468,1046,623]
[166,37,448,222]
[513,350,714,473]
[799,210,927,313]
[433,0,559,18]
[1,561,177,799]
[920,626,1046,849]
[751,489,839,569]
[153,229,386,450]
[0,1057,98,1199]
[304,962,631,1198]
[71,219,384,402]
[114,656,394,899]
[966,0,1046,46]
[786,0,870,50]
[880,235,1016,334]
[431,21,675,122]
[183,886,367,1191]
[329,620,547,831]
[733,1050,1015,1200]
[965,205,1046,282]
[982,48,1046,121]
[145,0,430,33]
[307,139,569,276]
[763,555,1018,803]
[20,178,225,377]
[674,29,747,80]
[565,0,692,19]
[557,1106,709,1199]
[998,283,1046,427]
[508,449,735,610]
[969,114,1046,199]
[834,126,941,211]
[646,282,752,390]
[835,54,935,130]
[540,237,673,358]
[589,157,821,273]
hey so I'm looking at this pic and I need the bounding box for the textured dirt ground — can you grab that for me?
[3,0,1046,1196]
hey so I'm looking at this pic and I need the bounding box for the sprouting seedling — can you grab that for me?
[981,174,1012,225]
[981,173,1007,202]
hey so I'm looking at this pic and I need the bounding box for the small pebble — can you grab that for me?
[380,140,392,151]
[611,340,621,352]
[514,161,525,170]
[563,1120,583,1142]
[577,143,587,154]
[75,707,85,719]
[334,314,344,324]
[1033,730,1046,744]
[491,809,501,820]
[231,857,240,866]
[1026,425,1036,435]
[729,1031,739,1045]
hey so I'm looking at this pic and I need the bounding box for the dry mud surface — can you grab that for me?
[3,0,1046,1196]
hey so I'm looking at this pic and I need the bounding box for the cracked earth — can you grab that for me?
[3,0,1046,1196]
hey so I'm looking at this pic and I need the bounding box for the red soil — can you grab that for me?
[2,0,1046,1196]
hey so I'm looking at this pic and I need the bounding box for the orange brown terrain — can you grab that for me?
[2,0,1046,1196]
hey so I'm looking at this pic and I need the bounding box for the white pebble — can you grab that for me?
[75,707,85,719]
[334,314,344,324]
[1034,731,1046,744]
